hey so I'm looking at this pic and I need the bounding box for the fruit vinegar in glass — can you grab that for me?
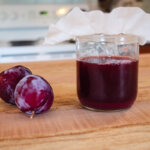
[77,56,138,110]
[76,34,139,111]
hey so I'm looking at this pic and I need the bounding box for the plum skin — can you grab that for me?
[14,75,54,114]
[0,65,32,105]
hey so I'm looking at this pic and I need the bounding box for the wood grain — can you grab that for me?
[0,54,150,150]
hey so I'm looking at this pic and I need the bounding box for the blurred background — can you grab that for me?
[0,0,150,63]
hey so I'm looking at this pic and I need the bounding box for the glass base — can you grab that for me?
[82,105,131,112]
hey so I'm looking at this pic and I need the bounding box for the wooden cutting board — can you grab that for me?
[0,54,150,150]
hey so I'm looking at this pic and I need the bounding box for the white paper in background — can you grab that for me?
[44,7,150,45]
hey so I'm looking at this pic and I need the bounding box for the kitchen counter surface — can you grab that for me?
[0,54,150,150]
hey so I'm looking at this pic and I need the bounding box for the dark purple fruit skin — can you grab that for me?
[14,75,54,114]
[0,65,32,105]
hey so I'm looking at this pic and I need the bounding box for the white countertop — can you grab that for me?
[0,43,76,63]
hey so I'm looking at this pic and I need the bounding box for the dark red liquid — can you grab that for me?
[77,56,138,110]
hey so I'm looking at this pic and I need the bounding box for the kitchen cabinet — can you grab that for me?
[140,43,150,53]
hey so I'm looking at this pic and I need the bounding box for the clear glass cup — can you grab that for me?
[76,34,139,111]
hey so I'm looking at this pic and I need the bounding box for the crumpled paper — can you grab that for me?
[44,7,150,45]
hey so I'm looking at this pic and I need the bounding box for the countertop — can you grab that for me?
[0,54,150,150]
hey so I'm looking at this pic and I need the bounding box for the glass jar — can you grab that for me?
[76,34,139,111]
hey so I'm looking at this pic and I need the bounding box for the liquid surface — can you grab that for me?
[77,56,138,110]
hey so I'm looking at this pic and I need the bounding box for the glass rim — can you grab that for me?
[76,33,139,45]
